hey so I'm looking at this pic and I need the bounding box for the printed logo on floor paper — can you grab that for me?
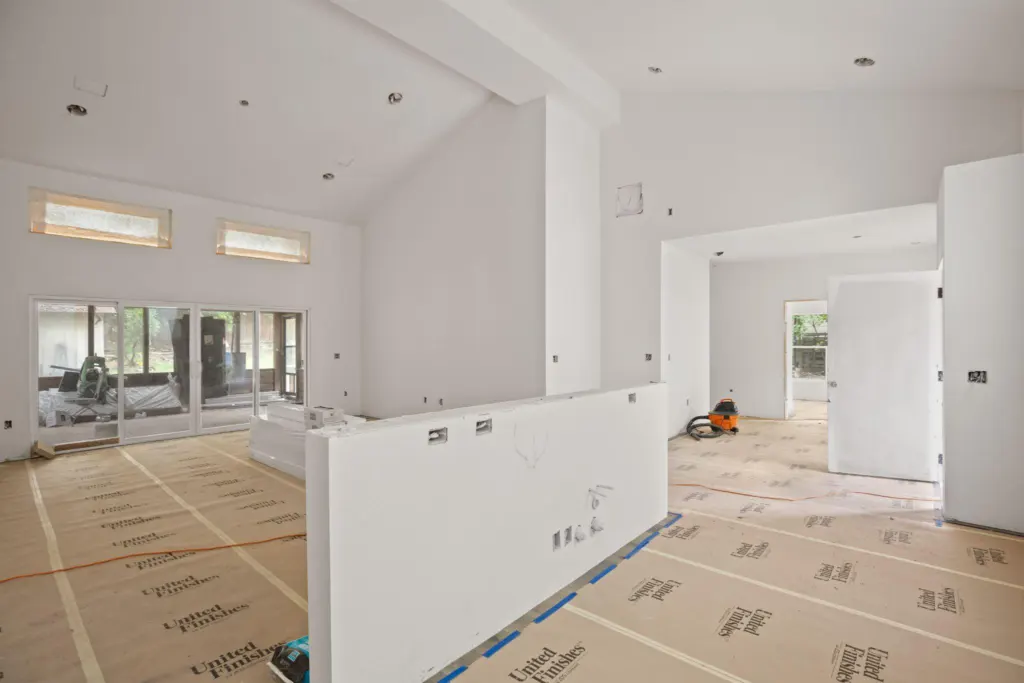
[769,479,794,488]
[86,489,131,501]
[969,547,1008,566]
[740,502,769,514]
[684,492,710,502]
[164,603,250,634]
[238,499,285,511]
[805,515,835,528]
[219,488,263,499]
[256,512,304,525]
[101,515,161,531]
[879,529,912,545]
[191,469,229,478]
[126,551,196,571]
[675,463,697,471]
[890,500,915,510]
[917,587,962,615]
[814,561,856,584]
[142,574,219,598]
[717,606,772,640]
[204,478,243,488]
[731,541,771,560]
[628,577,682,604]
[507,642,587,682]
[831,643,889,682]
[190,640,283,679]
[663,524,701,541]
[720,471,741,479]
[113,531,174,548]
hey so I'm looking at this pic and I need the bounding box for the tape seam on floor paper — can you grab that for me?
[483,631,521,657]
[564,604,752,683]
[676,509,1024,590]
[117,447,309,612]
[198,440,305,493]
[643,546,1024,667]
[26,460,107,683]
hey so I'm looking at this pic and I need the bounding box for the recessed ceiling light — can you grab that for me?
[322,172,335,181]
[239,99,250,107]
[853,57,876,67]
[66,104,87,116]
[388,92,403,105]
[715,251,724,256]
[648,66,663,74]
[852,235,862,239]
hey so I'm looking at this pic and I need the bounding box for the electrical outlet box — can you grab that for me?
[968,370,988,384]
[3,420,11,430]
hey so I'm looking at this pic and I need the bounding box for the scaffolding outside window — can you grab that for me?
[29,188,171,248]
[216,220,310,264]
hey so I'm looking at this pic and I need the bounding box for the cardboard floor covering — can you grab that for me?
[0,432,308,683]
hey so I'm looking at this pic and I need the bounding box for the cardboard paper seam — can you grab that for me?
[564,604,753,683]
[644,547,1024,667]
[677,509,1024,591]
[26,460,107,683]
[117,447,309,612]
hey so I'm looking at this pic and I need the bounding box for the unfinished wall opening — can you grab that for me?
[785,300,828,422]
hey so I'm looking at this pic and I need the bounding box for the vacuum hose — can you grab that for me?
[684,415,725,440]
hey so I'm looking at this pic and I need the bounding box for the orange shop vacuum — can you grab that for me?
[684,398,740,440]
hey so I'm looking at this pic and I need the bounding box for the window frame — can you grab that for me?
[216,219,311,264]
[29,188,172,248]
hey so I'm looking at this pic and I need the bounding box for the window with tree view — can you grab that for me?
[792,314,827,378]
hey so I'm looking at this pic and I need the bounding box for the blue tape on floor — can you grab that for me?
[533,592,578,624]
[438,666,468,682]
[665,512,683,527]
[589,563,617,585]
[483,630,521,658]
[624,531,660,559]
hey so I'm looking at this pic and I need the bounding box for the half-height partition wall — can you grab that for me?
[306,385,668,682]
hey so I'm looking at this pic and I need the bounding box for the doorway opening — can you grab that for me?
[785,300,828,421]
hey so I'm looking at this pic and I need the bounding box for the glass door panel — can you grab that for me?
[200,309,255,430]
[36,301,120,448]
[257,312,305,416]
[122,306,193,440]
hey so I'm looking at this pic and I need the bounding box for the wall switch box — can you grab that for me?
[968,370,987,384]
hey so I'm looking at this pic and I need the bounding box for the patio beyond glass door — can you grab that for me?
[35,301,121,449]
[122,306,194,441]
[200,309,256,431]
[257,311,305,416]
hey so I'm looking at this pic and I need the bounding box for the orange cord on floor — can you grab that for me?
[0,532,307,586]
[671,482,940,503]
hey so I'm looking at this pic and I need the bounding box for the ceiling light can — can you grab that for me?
[66,104,87,116]
[388,92,403,105]
[648,66,663,74]
[322,172,335,181]
[853,57,876,67]
[239,99,249,107]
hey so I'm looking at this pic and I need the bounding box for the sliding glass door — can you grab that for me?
[199,309,256,432]
[122,306,194,440]
[33,299,308,450]
[35,301,121,450]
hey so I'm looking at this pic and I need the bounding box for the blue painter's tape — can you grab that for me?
[438,666,468,682]
[483,631,521,658]
[624,531,660,559]
[589,564,617,585]
[533,592,578,624]
[664,512,683,527]
[935,519,944,527]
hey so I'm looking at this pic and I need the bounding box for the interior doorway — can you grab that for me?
[784,300,828,421]
[32,297,307,452]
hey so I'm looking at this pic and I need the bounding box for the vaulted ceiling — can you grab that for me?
[512,0,1024,93]
[0,0,490,222]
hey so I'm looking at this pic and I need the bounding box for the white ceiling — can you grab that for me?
[511,0,1024,93]
[672,204,937,263]
[0,0,490,222]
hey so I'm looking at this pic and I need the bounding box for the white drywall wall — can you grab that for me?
[602,92,1024,394]
[941,153,1024,534]
[545,96,602,396]
[660,242,709,437]
[0,159,361,461]
[710,247,936,419]
[787,300,828,404]
[361,97,547,419]
[306,384,668,682]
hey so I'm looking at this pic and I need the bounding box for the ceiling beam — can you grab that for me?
[331,0,620,127]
